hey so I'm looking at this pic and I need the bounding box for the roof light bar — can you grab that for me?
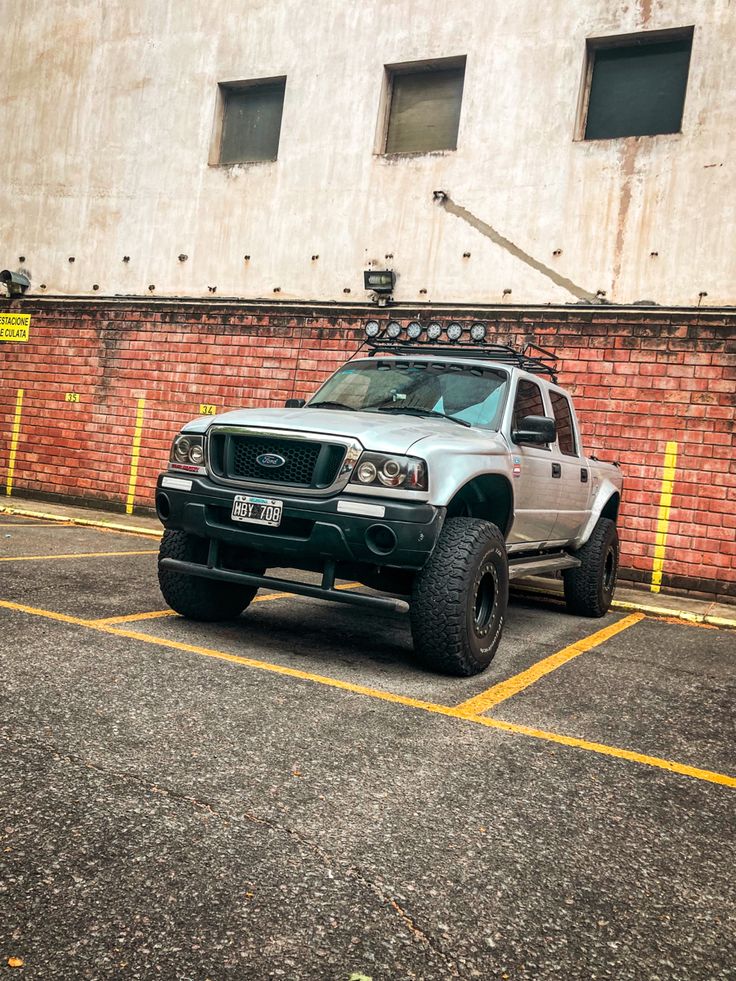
[362,320,558,380]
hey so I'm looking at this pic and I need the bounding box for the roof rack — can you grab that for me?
[365,334,558,381]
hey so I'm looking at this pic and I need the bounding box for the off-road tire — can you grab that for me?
[563,518,619,617]
[410,517,508,677]
[158,529,258,621]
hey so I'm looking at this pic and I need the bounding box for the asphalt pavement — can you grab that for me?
[0,513,734,980]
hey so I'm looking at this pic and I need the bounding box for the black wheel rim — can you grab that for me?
[473,565,497,636]
[603,547,616,593]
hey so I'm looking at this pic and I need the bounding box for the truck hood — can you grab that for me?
[183,406,504,456]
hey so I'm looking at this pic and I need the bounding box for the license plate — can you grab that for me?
[231,495,283,527]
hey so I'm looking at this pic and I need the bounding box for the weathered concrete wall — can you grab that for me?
[1,299,734,600]
[2,0,734,305]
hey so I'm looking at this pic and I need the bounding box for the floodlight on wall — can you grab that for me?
[0,270,30,296]
[364,268,395,307]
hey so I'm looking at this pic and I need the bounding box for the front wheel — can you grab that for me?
[410,517,508,677]
[563,518,619,617]
[158,530,259,621]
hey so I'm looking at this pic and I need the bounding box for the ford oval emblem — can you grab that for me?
[257,453,286,468]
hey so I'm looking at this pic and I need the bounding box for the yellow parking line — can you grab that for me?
[471,716,736,788]
[0,597,733,788]
[0,599,94,628]
[0,521,76,527]
[454,613,645,717]
[90,609,179,626]
[0,550,158,563]
[0,505,161,538]
[88,588,312,625]
[88,584,363,625]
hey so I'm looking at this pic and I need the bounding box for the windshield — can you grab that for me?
[308,360,509,430]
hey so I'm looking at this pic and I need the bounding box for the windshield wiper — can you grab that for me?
[307,400,357,411]
[372,405,471,427]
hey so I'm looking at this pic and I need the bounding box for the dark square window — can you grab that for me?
[385,61,465,154]
[219,78,286,164]
[550,391,578,456]
[512,380,545,429]
[584,31,692,140]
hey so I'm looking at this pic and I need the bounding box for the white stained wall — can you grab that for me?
[2,0,734,306]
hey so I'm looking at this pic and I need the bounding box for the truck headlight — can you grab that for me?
[350,452,427,490]
[170,434,206,472]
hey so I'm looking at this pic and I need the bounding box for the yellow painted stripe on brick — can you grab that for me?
[5,389,24,497]
[0,550,157,563]
[0,597,733,788]
[125,398,146,515]
[453,613,645,717]
[651,441,678,593]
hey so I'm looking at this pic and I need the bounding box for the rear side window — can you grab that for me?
[550,391,578,456]
[512,380,545,429]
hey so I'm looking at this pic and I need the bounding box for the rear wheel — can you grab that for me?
[158,529,259,621]
[410,517,508,677]
[563,518,619,617]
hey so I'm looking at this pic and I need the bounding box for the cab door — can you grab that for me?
[547,389,592,544]
[505,377,559,548]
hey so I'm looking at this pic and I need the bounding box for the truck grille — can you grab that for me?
[210,432,347,489]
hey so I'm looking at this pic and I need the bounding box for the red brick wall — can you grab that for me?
[1,300,734,600]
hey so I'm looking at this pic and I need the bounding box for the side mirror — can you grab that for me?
[284,398,306,408]
[512,415,556,446]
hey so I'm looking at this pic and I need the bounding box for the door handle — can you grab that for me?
[551,462,561,478]
[580,468,589,483]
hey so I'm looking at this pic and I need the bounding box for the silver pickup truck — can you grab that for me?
[155,327,623,676]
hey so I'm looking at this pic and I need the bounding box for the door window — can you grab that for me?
[549,391,578,456]
[512,379,545,430]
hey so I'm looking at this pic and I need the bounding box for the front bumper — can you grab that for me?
[155,473,444,569]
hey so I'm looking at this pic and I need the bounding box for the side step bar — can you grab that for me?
[507,552,581,581]
[160,557,410,614]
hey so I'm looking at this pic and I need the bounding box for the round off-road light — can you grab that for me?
[365,320,380,338]
[426,322,442,340]
[470,322,487,342]
[386,321,402,339]
[189,444,204,465]
[406,322,422,339]
[357,461,377,483]
[447,323,463,341]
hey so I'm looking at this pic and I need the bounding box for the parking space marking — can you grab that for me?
[0,521,76,527]
[453,613,646,717]
[89,609,179,626]
[471,716,736,788]
[0,505,161,539]
[1,596,734,788]
[88,584,362,625]
[0,549,158,563]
